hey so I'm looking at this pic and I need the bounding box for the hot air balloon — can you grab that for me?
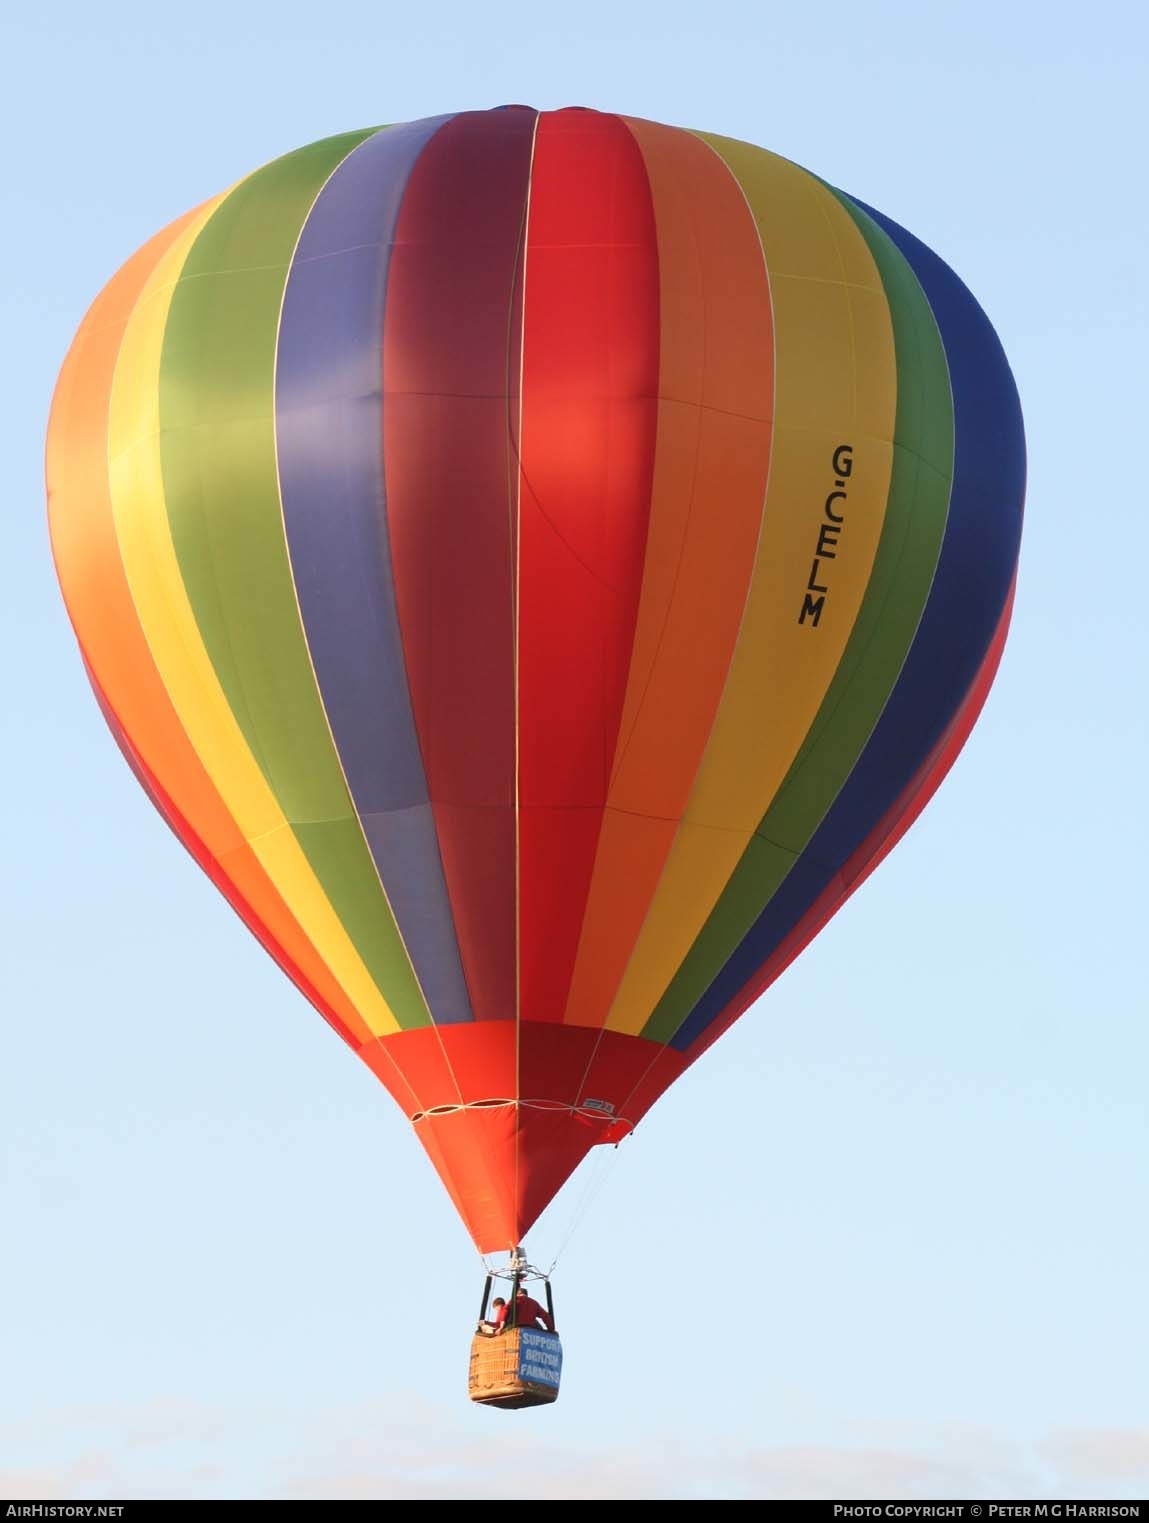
[46,107,1024,1407]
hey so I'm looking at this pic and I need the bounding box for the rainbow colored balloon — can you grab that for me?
[46,107,1025,1253]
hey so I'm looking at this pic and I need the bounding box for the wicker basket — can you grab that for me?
[468,1326,562,1410]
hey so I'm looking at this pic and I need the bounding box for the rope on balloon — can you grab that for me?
[476,1142,627,1282]
[409,1096,634,1128]
[542,1132,633,1275]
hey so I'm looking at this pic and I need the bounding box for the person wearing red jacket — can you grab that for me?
[493,1285,554,1333]
[476,1297,506,1337]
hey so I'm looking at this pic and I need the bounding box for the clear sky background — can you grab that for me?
[3,0,1146,1502]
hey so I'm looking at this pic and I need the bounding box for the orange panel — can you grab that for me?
[563,120,774,1030]
[46,208,373,1047]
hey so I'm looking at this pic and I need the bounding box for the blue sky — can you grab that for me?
[4,0,1147,1501]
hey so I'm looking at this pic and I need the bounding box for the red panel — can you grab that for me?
[383,109,536,1023]
[414,1101,620,1253]
[369,1020,688,1249]
[416,1105,523,1253]
[569,1027,689,1121]
[517,109,660,1023]
[363,1022,514,1113]
[681,580,1018,1067]
[517,1023,600,1104]
[367,1022,674,1115]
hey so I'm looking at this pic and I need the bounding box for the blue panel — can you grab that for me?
[518,1329,562,1389]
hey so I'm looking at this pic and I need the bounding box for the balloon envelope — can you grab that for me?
[46,107,1024,1253]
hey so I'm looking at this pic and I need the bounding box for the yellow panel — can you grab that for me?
[605,140,898,1035]
[106,208,401,1038]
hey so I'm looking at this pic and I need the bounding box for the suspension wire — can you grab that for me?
[544,1137,629,1275]
[476,1133,632,1280]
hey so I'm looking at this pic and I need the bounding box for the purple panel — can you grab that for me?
[275,115,474,1024]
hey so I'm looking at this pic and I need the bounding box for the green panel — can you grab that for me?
[642,173,955,1045]
[158,131,432,1030]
